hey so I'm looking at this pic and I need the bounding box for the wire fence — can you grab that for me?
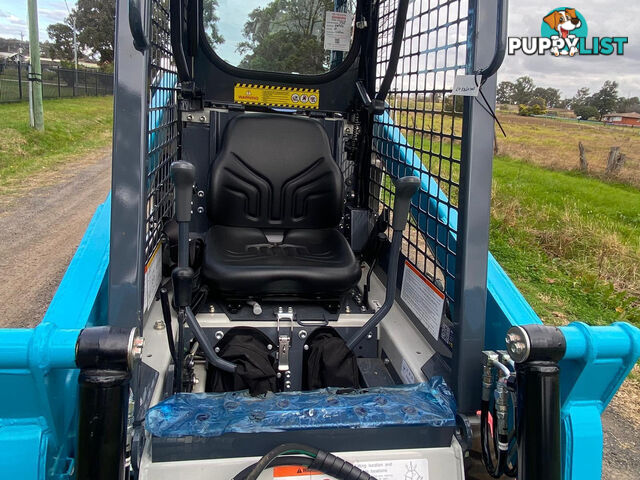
[0,62,113,103]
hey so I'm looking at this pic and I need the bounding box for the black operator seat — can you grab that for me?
[202,113,361,297]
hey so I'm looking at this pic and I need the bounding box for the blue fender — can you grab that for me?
[0,195,111,479]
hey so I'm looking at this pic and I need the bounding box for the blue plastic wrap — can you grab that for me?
[146,378,456,438]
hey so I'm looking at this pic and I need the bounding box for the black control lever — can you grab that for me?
[171,161,195,268]
[347,176,420,350]
[170,162,236,391]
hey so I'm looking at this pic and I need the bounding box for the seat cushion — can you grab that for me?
[202,226,361,297]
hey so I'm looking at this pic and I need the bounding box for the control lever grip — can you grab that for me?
[172,267,193,308]
[171,161,196,223]
[392,176,420,231]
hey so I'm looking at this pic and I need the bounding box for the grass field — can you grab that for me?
[496,113,640,187]
[0,96,113,196]
[389,97,640,187]
[388,99,640,330]
[491,156,639,327]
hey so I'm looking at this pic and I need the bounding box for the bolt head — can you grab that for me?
[199,115,206,122]
[209,305,215,313]
[366,332,373,339]
[298,330,307,339]
[506,332,519,343]
[197,206,204,214]
[267,344,273,350]
[303,344,309,351]
[214,346,220,353]
[215,330,224,340]
[153,320,165,330]
[131,336,144,361]
[197,190,205,198]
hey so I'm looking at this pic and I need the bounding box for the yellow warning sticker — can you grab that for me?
[234,83,320,109]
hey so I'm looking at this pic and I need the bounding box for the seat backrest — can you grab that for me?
[208,114,344,229]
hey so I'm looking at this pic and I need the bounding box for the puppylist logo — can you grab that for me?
[508,7,628,57]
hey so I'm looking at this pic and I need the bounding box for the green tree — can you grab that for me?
[591,80,619,118]
[46,23,75,62]
[570,87,591,109]
[238,0,335,74]
[573,104,599,120]
[72,0,116,65]
[203,0,224,45]
[496,81,515,104]
[533,87,561,108]
[511,76,535,105]
[616,96,640,113]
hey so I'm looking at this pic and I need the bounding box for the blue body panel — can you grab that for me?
[0,117,637,479]
[0,196,111,479]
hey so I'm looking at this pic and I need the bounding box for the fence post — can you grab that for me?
[73,68,76,97]
[84,70,88,95]
[95,71,98,95]
[17,61,23,100]
[57,66,61,98]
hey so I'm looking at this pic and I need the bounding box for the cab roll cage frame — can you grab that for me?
[113,0,511,414]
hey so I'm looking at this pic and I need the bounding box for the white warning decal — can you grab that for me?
[400,261,444,341]
[355,459,429,480]
[143,243,162,313]
[324,11,353,52]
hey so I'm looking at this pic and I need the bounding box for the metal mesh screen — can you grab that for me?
[145,0,179,262]
[371,0,469,303]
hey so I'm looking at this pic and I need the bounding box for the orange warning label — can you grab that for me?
[272,466,326,478]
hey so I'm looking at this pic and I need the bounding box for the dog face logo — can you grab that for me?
[543,8,581,39]
[541,7,588,56]
[509,8,626,57]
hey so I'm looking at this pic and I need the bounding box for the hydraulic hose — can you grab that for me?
[160,287,177,366]
[241,443,375,480]
[185,306,236,373]
[233,456,314,480]
[480,399,501,478]
[375,0,410,102]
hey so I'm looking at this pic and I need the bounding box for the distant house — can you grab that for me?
[602,112,640,127]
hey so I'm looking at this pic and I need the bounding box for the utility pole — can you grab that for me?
[27,0,44,131]
[64,0,78,84]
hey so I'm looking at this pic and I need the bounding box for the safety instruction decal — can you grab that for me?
[143,243,162,313]
[324,11,354,52]
[273,459,429,479]
[400,261,445,341]
[234,83,320,109]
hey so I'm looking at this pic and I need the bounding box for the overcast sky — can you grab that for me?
[1,0,637,98]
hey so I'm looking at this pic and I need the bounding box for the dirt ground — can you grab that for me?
[0,147,111,328]
[0,148,637,478]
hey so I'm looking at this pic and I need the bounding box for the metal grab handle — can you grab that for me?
[475,0,509,80]
[129,0,149,52]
